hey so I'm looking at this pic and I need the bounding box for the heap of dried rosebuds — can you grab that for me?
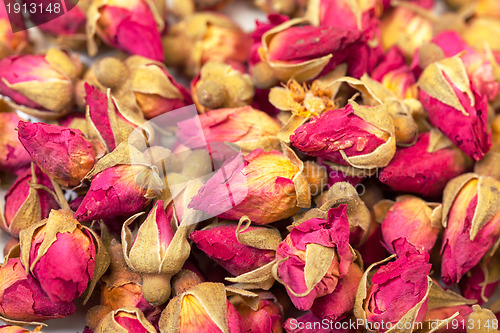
[3,0,500,332]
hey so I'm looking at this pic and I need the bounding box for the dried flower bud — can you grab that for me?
[0,49,77,119]
[0,5,28,59]
[2,165,59,236]
[178,106,281,153]
[259,19,363,82]
[377,196,441,253]
[87,0,164,61]
[380,6,433,59]
[122,201,191,305]
[192,62,254,113]
[302,161,328,196]
[310,263,363,322]
[163,12,251,77]
[95,307,157,333]
[231,292,283,333]
[123,56,192,119]
[190,222,279,276]
[158,282,243,333]
[75,164,162,222]
[291,102,396,171]
[274,206,353,311]
[354,239,432,332]
[0,112,31,171]
[19,210,108,304]
[171,263,206,297]
[418,57,491,161]
[18,121,96,187]
[0,257,75,323]
[189,147,310,225]
[379,131,469,198]
[441,174,500,285]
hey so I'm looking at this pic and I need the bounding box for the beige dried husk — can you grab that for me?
[95,307,157,333]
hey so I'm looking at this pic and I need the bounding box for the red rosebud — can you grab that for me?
[18,121,96,187]
[275,206,353,311]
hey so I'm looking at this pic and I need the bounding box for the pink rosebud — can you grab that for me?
[459,265,499,305]
[275,206,353,311]
[380,196,441,253]
[3,165,59,236]
[233,292,283,333]
[21,210,97,303]
[75,164,161,222]
[441,174,500,285]
[178,106,281,149]
[84,84,118,151]
[250,14,289,67]
[0,49,77,119]
[310,263,363,322]
[418,57,491,161]
[357,239,431,332]
[291,103,395,169]
[18,121,96,187]
[0,112,31,171]
[431,31,500,101]
[0,258,75,322]
[189,223,276,276]
[189,149,307,225]
[379,132,468,198]
[89,0,164,61]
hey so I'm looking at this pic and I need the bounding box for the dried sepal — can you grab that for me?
[442,173,500,240]
[82,225,111,304]
[224,287,260,312]
[235,216,282,251]
[96,307,157,333]
[158,282,231,333]
[281,142,311,208]
[427,128,454,153]
[225,260,276,290]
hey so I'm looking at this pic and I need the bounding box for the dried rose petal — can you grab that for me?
[232,293,283,333]
[459,265,499,305]
[275,206,353,311]
[18,121,96,187]
[0,112,32,171]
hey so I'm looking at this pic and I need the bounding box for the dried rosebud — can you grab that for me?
[259,19,363,82]
[189,147,311,225]
[122,56,192,119]
[171,262,206,297]
[0,325,44,333]
[418,57,491,161]
[18,121,96,187]
[431,31,500,101]
[75,164,162,222]
[87,0,164,61]
[2,165,59,237]
[354,239,432,332]
[191,62,254,113]
[291,102,396,171]
[95,307,157,333]
[441,174,500,285]
[189,222,279,276]
[0,257,75,323]
[122,201,190,305]
[178,106,281,153]
[163,12,251,77]
[231,292,283,333]
[380,6,433,59]
[19,210,107,304]
[310,263,363,322]
[378,196,441,253]
[459,265,499,305]
[84,84,146,153]
[0,4,28,59]
[0,49,77,120]
[302,161,328,196]
[158,283,243,333]
[0,112,31,171]
[274,206,353,311]
[379,131,469,198]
